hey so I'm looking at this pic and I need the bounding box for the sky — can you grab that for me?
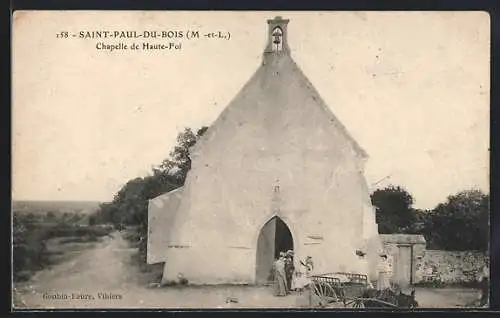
[12,11,490,209]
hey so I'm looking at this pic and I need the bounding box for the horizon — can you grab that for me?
[12,200,103,205]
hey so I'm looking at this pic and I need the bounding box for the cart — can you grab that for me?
[310,272,418,309]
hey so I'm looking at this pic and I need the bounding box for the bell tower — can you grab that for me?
[264,16,290,54]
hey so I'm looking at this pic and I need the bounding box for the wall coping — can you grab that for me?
[380,234,426,245]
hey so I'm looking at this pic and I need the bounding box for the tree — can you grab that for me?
[370,185,417,234]
[46,211,56,220]
[155,127,207,182]
[93,126,208,230]
[412,208,432,233]
[422,190,489,251]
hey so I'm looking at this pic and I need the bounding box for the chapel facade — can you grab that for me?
[147,16,382,285]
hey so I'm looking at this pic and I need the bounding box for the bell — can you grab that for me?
[271,27,283,50]
[273,33,282,45]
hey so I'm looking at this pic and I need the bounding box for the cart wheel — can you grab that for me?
[353,298,365,308]
[344,298,365,308]
[313,281,338,306]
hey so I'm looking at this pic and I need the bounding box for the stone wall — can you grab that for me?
[380,234,489,286]
[414,250,489,284]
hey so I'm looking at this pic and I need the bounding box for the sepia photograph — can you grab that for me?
[12,11,490,309]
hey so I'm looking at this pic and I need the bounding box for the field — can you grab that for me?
[13,200,101,215]
[12,200,113,283]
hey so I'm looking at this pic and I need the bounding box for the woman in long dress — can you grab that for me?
[284,251,295,293]
[479,264,489,306]
[293,256,312,292]
[295,256,316,307]
[273,254,287,296]
[304,256,319,306]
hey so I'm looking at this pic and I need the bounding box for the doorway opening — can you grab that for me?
[255,216,294,284]
[394,244,414,288]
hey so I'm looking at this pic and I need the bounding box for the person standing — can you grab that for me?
[273,253,287,296]
[294,256,313,293]
[294,256,317,307]
[305,256,318,306]
[292,267,304,293]
[285,250,295,293]
[479,264,489,307]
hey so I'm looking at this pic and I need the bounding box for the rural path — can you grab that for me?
[13,231,147,309]
[13,231,481,309]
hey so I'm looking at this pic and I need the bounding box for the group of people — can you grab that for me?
[272,251,394,296]
[272,250,314,297]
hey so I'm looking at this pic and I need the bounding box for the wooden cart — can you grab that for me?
[310,272,418,309]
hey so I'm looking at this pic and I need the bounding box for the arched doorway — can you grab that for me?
[255,216,294,284]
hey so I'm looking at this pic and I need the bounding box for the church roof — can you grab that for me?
[192,16,368,160]
[285,57,369,159]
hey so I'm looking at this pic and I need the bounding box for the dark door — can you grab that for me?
[255,216,293,284]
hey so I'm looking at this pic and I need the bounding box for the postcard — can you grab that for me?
[12,11,490,309]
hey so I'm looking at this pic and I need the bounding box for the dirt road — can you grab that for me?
[13,231,146,308]
[13,231,482,309]
[13,231,299,309]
